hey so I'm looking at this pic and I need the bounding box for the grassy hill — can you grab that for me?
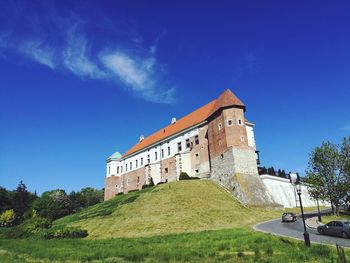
[55,180,295,239]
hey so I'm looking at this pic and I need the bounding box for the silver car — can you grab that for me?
[317,220,350,238]
[282,212,297,222]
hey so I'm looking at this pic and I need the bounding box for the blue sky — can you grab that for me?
[0,0,349,193]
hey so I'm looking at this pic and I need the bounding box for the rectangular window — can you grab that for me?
[195,135,199,145]
[126,164,128,171]
[121,166,123,173]
[167,146,170,156]
[108,166,110,175]
[161,149,164,158]
[136,159,138,168]
[218,123,222,130]
[147,154,150,164]
[137,176,140,183]
[117,166,119,174]
[228,119,233,126]
[155,152,158,161]
[165,167,168,173]
[130,162,132,170]
[238,119,242,125]
[186,139,190,148]
[177,142,182,152]
[141,157,143,166]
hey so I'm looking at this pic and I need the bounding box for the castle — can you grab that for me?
[105,89,277,207]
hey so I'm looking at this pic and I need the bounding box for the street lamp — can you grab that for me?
[290,173,311,247]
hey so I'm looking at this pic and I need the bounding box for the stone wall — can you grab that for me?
[210,147,279,208]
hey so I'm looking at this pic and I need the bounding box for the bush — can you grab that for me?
[0,209,16,227]
[41,227,88,239]
[179,172,199,180]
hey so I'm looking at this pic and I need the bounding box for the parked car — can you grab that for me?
[317,220,350,238]
[282,212,297,222]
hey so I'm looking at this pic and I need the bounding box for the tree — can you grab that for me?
[33,190,71,220]
[267,167,276,176]
[281,170,287,178]
[0,187,12,214]
[305,141,347,215]
[12,181,32,219]
[0,209,16,227]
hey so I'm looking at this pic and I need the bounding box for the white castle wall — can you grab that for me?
[260,174,330,208]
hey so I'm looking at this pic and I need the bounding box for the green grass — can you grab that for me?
[0,180,337,262]
[322,214,350,224]
[0,228,345,262]
[54,180,321,239]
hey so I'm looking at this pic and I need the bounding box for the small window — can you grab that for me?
[126,164,128,171]
[167,146,170,156]
[186,139,190,148]
[117,166,119,174]
[240,136,245,142]
[220,154,224,159]
[218,123,222,130]
[195,169,199,173]
[177,142,182,152]
[141,158,143,166]
[121,166,123,173]
[147,154,150,164]
[227,119,233,126]
[161,149,164,158]
[195,135,199,145]
[195,153,199,158]
[137,176,140,183]
[238,119,243,125]
[135,159,138,168]
[115,184,118,189]
[108,166,110,175]
[165,168,169,173]
[130,162,132,170]
[155,152,158,161]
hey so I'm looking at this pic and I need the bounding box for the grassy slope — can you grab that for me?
[54,180,316,239]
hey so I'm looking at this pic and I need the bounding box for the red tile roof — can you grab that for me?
[123,89,244,157]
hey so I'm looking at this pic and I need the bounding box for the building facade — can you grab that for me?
[104,89,276,207]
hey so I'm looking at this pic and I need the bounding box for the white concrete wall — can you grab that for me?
[260,174,329,208]
[107,126,201,178]
[246,123,256,149]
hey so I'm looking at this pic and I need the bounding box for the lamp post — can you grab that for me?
[290,173,311,247]
[316,199,322,222]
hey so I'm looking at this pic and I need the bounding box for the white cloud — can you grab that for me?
[100,50,175,103]
[19,40,56,69]
[0,15,176,104]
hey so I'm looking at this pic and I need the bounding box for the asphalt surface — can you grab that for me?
[254,209,350,248]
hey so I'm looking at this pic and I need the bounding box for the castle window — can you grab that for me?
[161,149,164,158]
[130,162,132,170]
[195,153,199,158]
[115,184,118,189]
[177,142,182,152]
[147,154,150,164]
[167,146,170,156]
[121,166,123,173]
[165,168,168,173]
[137,176,140,183]
[155,151,158,161]
[141,157,143,166]
[186,139,190,148]
[227,119,233,126]
[195,169,199,173]
[135,159,138,168]
[218,123,222,130]
[108,166,110,175]
[195,135,199,145]
[238,119,243,125]
[126,164,128,171]
[117,166,119,174]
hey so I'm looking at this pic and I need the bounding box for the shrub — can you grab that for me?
[0,209,16,227]
[179,172,199,180]
[42,227,88,239]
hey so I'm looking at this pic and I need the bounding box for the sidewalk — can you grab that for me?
[306,216,324,229]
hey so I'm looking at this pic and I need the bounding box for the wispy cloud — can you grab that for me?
[0,11,175,104]
[342,124,350,131]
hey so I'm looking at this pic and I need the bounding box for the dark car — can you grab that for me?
[282,212,297,222]
[317,220,350,238]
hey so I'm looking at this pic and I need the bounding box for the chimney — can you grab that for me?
[139,135,144,142]
[171,117,176,124]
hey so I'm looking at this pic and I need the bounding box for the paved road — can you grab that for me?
[254,210,350,248]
